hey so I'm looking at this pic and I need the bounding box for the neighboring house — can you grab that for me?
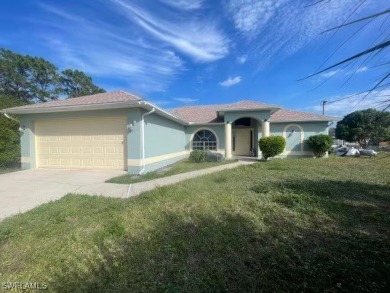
[1,91,335,174]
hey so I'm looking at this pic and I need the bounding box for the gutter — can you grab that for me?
[139,102,155,175]
[3,112,19,123]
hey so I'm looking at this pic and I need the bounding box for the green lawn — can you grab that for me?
[107,158,238,184]
[1,155,389,292]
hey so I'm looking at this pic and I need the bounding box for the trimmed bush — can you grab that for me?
[307,134,333,158]
[189,150,208,163]
[259,136,286,160]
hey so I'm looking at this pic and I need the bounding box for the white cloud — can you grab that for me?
[38,3,184,93]
[160,0,203,10]
[306,90,390,117]
[173,97,199,103]
[237,55,247,64]
[320,70,342,78]
[226,0,285,36]
[225,0,373,66]
[110,0,229,62]
[219,76,242,87]
[356,66,368,73]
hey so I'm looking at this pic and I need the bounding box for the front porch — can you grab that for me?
[224,117,270,159]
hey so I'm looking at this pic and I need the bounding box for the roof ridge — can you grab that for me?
[276,107,334,118]
[170,99,279,112]
[117,90,143,101]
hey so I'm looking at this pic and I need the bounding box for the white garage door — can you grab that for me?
[35,116,127,170]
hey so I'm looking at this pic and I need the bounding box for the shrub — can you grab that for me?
[206,151,224,162]
[259,136,286,160]
[189,150,208,163]
[307,134,333,158]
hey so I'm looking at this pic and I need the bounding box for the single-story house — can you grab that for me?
[1,91,335,174]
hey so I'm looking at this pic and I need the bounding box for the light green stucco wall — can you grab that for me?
[144,111,185,157]
[270,121,330,157]
[18,108,187,174]
[17,105,331,174]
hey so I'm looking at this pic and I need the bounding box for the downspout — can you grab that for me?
[139,105,155,175]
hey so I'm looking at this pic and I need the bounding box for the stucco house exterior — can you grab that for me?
[2,91,334,174]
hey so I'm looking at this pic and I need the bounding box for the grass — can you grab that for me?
[107,158,238,184]
[1,154,390,292]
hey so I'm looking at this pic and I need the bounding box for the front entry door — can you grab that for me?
[233,129,252,156]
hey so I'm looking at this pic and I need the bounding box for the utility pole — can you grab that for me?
[321,100,328,115]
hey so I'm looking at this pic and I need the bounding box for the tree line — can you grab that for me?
[0,48,106,167]
[0,48,105,104]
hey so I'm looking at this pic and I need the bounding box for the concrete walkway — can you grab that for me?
[128,160,250,197]
[0,160,254,220]
[78,160,251,198]
[0,169,126,220]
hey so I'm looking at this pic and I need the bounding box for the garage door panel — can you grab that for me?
[35,117,126,170]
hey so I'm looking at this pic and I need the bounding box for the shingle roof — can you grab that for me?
[269,108,335,122]
[169,101,335,123]
[4,90,142,111]
[169,100,279,123]
[3,91,335,123]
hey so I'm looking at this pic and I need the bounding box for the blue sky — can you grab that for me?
[1,0,389,116]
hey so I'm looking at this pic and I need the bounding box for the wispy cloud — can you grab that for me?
[226,0,285,37]
[219,76,242,87]
[320,69,343,78]
[110,0,229,62]
[225,0,373,67]
[37,2,185,93]
[356,66,368,73]
[306,90,390,117]
[173,97,199,103]
[160,0,203,10]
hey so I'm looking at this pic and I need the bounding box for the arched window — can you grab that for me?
[192,129,217,150]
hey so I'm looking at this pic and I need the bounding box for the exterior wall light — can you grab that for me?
[18,126,25,132]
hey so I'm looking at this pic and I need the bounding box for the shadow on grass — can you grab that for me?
[271,179,390,229]
[49,208,389,292]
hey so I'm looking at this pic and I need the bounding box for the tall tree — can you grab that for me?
[335,109,390,148]
[0,48,105,103]
[0,49,59,103]
[60,69,105,98]
[0,95,25,167]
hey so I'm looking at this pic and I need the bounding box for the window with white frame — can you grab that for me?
[192,129,217,150]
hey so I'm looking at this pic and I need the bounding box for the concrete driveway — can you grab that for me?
[0,169,128,220]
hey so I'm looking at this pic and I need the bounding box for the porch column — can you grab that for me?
[262,120,270,137]
[225,122,232,159]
